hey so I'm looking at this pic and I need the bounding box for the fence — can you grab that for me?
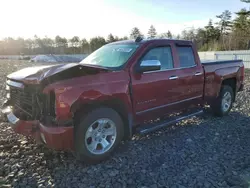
[198,50,250,68]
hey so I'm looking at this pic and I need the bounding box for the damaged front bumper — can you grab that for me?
[2,105,74,151]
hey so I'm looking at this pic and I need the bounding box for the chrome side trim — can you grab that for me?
[136,95,202,115]
[7,80,24,88]
[144,65,197,74]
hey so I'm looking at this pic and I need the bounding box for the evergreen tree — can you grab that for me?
[107,33,115,43]
[81,38,90,54]
[147,25,157,38]
[90,37,106,51]
[167,30,173,39]
[216,10,232,35]
[241,0,250,2]
[130,27,143,39]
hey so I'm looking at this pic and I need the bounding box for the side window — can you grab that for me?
[176,46,196,68]
[140,47,174,70]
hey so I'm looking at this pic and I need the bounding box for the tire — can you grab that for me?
[211,85,234,117]
[74,107,124,163]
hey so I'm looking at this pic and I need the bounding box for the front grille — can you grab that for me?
[45,91,56,116]
[7,81,55,121]
[10,87,36,119]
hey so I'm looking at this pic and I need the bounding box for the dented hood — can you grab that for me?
[7,63,109,85]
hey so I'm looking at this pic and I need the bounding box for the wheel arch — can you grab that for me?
[215,66,240,100]
[71,97,133,140]
[221,77,236,101]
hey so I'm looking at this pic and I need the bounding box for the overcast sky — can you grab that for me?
[0,0,248,39]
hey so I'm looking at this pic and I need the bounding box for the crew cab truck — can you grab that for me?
[2,38,244,163]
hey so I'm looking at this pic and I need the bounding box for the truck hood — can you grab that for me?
[7,63,109,85]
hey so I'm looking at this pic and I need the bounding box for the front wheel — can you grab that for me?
[74,107,124,163]
[211,85,234,116]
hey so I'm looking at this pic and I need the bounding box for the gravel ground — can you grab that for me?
[0,60,250,188]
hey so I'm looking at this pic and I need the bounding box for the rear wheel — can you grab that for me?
[74,107,124,163]
[211,85,234,116]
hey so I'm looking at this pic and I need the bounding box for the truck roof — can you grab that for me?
[108,38,193,46]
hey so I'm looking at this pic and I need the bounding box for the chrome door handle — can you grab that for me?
[169,76,178,80]
[195,72,202,76]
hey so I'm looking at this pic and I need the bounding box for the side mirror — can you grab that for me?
[138,60,161,73]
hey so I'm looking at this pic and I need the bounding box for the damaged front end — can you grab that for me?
[2,79,74,150]
[3,79,56,121]
[2,63,110,151]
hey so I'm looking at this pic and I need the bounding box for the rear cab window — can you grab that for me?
[176,46,196,68]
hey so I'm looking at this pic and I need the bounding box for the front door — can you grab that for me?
[131,44,184,123]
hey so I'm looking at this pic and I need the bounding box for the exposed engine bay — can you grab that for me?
[4,63,110,124]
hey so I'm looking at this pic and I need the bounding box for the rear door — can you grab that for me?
[172,44,204,108]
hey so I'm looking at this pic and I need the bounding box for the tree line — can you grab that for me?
[0,26,176,55]
[0,34,129,55]
[184,1,250,51]
[130,0,250,51]
[0,0,250,55]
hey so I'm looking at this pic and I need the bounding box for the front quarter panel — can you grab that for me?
[43,71,132,122]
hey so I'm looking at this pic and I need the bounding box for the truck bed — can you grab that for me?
[201,59,244,105]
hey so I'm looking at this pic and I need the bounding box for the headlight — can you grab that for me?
[6,93,10,99]
[6,85,10,90]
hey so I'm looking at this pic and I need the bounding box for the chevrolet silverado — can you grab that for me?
[2,38,244,163]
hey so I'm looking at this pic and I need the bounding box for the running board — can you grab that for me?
[137,110,203,134]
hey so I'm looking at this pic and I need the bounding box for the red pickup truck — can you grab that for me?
[2,38,244,163]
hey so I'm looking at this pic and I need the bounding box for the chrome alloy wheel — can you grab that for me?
[85,118,117,155]
[221,91,232,112]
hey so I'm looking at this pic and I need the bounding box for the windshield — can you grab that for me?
[80,44,138,69]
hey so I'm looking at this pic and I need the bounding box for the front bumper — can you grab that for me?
[2,107,74,151]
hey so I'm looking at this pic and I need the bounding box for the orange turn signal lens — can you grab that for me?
[59,102,67,108]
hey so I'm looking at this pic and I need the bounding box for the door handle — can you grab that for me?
[169,76,179,80]
[195,72,202,76]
